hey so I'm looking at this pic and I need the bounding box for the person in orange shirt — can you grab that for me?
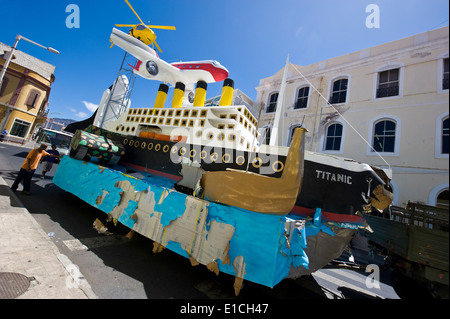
[11,144,61,195]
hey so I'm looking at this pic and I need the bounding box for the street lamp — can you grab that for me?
[0,35,60,89]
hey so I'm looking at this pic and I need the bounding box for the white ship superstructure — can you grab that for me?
[105,105,260,152]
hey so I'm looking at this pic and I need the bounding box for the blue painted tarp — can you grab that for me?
[53,156,361,292]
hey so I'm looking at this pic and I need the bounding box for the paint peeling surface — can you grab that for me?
[53,156,362,290]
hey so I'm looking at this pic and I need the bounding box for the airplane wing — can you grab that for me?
[110,28,181,84]
[110,28,228,87]
[110,28,155,60]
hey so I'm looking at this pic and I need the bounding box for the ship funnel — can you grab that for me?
[154,83,169,108]
[219,78,234,106]
[171,82,185,108]
[193,81,207,107]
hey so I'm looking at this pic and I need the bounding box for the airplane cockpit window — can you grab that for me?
[136,25,146,30]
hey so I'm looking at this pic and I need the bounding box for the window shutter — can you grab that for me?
[26,89,40,108]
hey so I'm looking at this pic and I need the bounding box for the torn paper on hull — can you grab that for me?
[53,156,359,291]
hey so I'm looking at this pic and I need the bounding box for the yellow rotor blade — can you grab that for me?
[154,40,162,53]
[115,24,139,27]
[124,0,145,25]
[146,25,176,30]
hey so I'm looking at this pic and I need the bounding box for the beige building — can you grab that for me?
[0,42,55,142]
[255,26,449,208]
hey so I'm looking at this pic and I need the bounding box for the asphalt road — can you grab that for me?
[0,142,399,300]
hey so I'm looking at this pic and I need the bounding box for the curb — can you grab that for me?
[0,176,97,299]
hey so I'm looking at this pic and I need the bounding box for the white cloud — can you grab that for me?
[295,26,305,38]
[82,101,98,112]
[75,111,88,118]
[67,106,88,119]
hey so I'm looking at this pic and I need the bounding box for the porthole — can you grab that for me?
[217,133,225,141]
[222,153,231,163]
[134,140,140,148]
[141,142,147,149]
[272,161,284,173]
[146,61,159,75]
[210,152,218,162]
[171,146,178,154]
[179,147,187,155]
[155,144,161,151]
[163,145,169,152]
[200,150,208,160]
[252,157,263,169]
[190,149,197,158]
[236,155,245,166]
[148,142,154,150]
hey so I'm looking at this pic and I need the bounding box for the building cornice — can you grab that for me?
[256,35,449,91]
[0,101,42,117]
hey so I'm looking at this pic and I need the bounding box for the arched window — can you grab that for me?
[324,123,343,151]
[260,126,271,145]
[287,124,303,146]
[266,92,278,113]
[435,113,449,158]
[443,57,449,91]
[436,189,449,209]
[377,68,399,98]
[372,119,396,153]
[329,78,348,104]
[294,86,309,109]
[442,117,449,154]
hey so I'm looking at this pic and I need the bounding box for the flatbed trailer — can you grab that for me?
[364,202,449,299]
[53,156,366,295]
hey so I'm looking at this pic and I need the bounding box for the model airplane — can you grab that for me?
[115,0,176,53]
[110,27,229,88]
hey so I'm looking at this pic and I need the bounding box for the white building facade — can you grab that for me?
[255,26,449,208]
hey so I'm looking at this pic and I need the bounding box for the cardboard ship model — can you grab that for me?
[58,19,393,294]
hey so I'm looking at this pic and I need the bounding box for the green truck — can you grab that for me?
[364,202,448,299]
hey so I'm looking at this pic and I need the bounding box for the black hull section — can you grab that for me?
[109,133,382,215]
[299,160,373,215]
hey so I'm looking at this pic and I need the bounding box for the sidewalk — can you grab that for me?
[0,176,96,299]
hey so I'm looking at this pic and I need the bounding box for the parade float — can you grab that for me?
[54,0,393,295]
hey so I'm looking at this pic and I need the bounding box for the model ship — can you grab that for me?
[66,29,392,219]
[58,0,394,294]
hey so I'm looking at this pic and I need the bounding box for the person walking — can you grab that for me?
[0,129,7,142]
[11,144,60,195]
[41,144,60,179]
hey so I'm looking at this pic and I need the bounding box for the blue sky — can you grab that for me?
[0,0,448,120]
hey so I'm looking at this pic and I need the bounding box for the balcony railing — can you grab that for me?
[376,85,399,98]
